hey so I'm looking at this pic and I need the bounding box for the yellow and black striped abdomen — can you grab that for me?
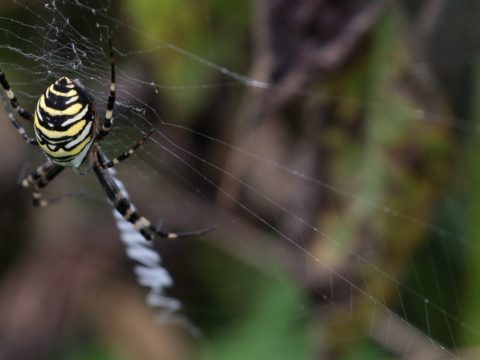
[34,77,96,167]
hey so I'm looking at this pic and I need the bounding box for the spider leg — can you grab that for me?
[20,162,66,207]
[93,150,214,241]
[97,38,116,141]
[153,224,217,239]
[0,68,34,122]
[1,95,37,145]
[98,129,153,169]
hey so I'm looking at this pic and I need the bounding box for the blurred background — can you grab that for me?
[0,0,479,359]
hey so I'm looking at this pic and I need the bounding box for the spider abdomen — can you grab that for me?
[34,77,97,167]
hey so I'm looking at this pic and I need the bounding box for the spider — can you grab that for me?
[0,40,213,241]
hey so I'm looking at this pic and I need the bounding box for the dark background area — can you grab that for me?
[0,0,479,359]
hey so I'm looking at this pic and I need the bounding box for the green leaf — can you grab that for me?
[197,276,312,360]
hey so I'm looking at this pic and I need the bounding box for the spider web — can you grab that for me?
[0,0,477,359]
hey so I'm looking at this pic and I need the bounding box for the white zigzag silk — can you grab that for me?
[108,168,202,332]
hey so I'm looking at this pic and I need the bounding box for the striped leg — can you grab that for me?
[94,151,214,241]
[21,162,66,207]
[97,38,116,141]
[0,92,37,145]
[0,68,34,121]
[99,129,153,169]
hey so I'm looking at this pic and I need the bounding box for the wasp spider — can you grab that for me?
[0,40,213,241]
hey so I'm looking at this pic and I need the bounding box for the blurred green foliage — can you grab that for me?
[1,1,480,359]
[123,0,251,120]
[461,56,480,347]
[196,276,312,360]
[63,342,120,360]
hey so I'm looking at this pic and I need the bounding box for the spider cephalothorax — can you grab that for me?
[34,77,97,167]
[0,40,212,241]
